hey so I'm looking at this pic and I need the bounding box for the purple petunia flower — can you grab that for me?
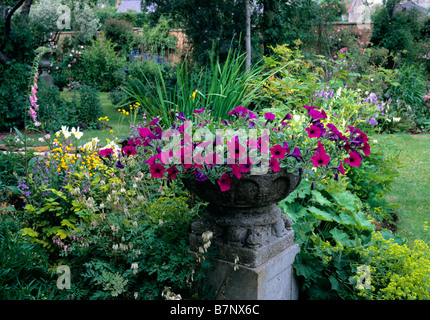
[194,168,208,181]
[176,112,186,121]
[115,160,124,169]
[264,112,276,121]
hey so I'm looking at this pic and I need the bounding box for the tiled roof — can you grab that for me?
[116,0,142,13]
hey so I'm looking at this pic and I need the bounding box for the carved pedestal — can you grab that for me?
[184,170,301,300]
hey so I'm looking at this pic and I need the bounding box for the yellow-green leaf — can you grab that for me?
[22,228,38,237]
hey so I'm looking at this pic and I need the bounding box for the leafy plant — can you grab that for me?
[74,85,103,129]
[280,177,375,299]
[0,214,61,299]
[354,232,430,300]
[122,48,268,126]
[74,33,126,91]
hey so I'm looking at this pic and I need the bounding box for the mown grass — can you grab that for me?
[60,91,132,145]
[379,133,430,244]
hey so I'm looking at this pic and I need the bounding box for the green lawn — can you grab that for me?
[378,133,430,244]
[60,91,132,146]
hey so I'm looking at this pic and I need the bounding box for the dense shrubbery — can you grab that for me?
[2,0,430,301]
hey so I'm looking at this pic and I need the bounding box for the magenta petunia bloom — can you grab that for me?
[122,145,137,156]
[317,140,326,153]
[98,148,113,157]
[248,111,258,120]
[228,106,249,118]
[150,163,165,178]
[282,113,292,121]
[308,109,327,120]
[138,127,156,140]
[231,164,242,179]
[305,125,322,138]
[270,144,287,159]
[264,112,276,121]
[194,107,206,114]
[226,138,246,162]
[218,172,233,192]
[337,160,345,175]
[311,152,331,166]
[239,157,254,172]
[144,154,161,166]
[362,142,371,156]
[344,152,362,167]
[167,165,180,179]
[247,139,259,149]
[269,157,281,172]
[302,105,317,111]
[149,117,160,126]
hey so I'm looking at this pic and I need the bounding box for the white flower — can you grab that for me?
[70,127,83,140]
[393,117,401,122]
[83,137,100,150]
[57,126,71,138]
[202,230,213,243]
[131,262,139,274]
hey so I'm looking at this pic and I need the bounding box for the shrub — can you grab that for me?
[35,82,78,132]
[102,18,135,51]
[0,214,61,299]
[74,85,103,129]
[354,232,430,300]
[74,34,126,91]
[61,195,203,300]
[0,62,32,130]
[280,177,376,299]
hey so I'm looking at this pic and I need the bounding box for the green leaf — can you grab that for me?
[57,229,67,239]
[13,127,25,140]
[21,228,38,237]
[354,212,375,231]
[61,219,74,228]
[46,188,67,201]
[329,228,353,247]
[331,191,360,212]
[91,174,101,187]
[284,202,308,222]
[311,190,333,207]
[338,212,356,226]
[309,206,338,222]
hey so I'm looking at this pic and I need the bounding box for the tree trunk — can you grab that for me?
[262,0,277,56]
[245,0,251,71]
[20,0,33,17]
[0,51,11,65]
[4,0,26,36]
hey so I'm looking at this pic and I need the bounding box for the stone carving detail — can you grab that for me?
[185,170,301,268]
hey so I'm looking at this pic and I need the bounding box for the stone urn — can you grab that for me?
[183,169,302,300]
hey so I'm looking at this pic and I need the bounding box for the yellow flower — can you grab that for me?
[191,89,198,100]
[110,130,114,134]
